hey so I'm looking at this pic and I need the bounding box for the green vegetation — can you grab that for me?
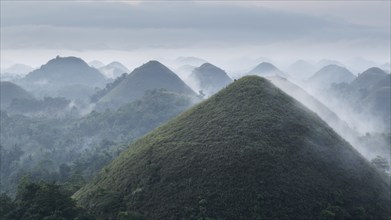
[0,89,195,195]
[75,76,390,219]
[329,68,390,131]
[0,180,93,220]
[98,60,196,109]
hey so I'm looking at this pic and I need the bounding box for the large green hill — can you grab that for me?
[74,76,390,220]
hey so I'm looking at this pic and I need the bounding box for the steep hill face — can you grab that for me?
[99,60,196,108]
[266,76,354,137]
[188,63,232,95]
[75,76,390,220]
[308,64,355,88]
[22,56,106,87]
[0,81,34,107]
[248,62,285,77]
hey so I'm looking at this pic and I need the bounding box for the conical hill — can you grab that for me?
[74,76,390,220]
[99,60,196,106]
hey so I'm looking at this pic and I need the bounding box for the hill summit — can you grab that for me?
[99,60,196,107]
[23,56,106,87]
[188,63,232,95]
[308,64,355,88]
[248,62,285,77]
[0,81,34,107]
[75,76,390,220]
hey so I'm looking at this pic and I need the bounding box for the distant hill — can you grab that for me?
[347,57,377,74]
[267,76,354,138]
[350,67,387,91]
[356,72,391,131]
[98,60,196,108]
[175,56,207,67]
[329,67,390,132]
[75,76,390,220]
[317,59,345,68]
[0,81,34,108]
[308,64,355,88]
[88,60,105,69]
[286,60,316,80]
[99,61,130,79]
[247,62,285,77]
[380,62,390,73]
[2,64,34,75]
[175,64,196,81]
[22,56,106,88]
[188,63,232,95]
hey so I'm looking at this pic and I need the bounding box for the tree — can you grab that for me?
[3,180,94,220]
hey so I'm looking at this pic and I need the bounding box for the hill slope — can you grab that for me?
[248,62,285,77]
[188,63,232,95]
[99,60,196,108]
[350,67,387,91]
[22,56,106,87]
[99,61,130,79]
[308,64,355,88]
[266,76,354,137]
[328,68,390,132]
[0,81,34,107]
[75,76,390,220]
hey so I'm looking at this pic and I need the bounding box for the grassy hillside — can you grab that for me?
[74,76,390,220]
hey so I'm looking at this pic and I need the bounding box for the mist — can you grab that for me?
[1,1,390,219]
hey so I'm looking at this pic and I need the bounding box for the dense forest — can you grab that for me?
[0,89,198,196]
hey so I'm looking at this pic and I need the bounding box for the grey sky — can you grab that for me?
[1,1,390,70]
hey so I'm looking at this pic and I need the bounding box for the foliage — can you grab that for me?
[75,76,391,219]
[0,180,94,220]
[0,89,195,195]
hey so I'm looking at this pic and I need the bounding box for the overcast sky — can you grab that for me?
[1,1,390,71]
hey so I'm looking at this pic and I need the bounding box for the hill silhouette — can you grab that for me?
[308,64,355,88]
[329,67,390,131]
[22,56,106,87]
[248,62,285,77]
[266,76,355,138]
[188,63,232,95]
[286,60,316,80]
[99,61,130,79]
[75,76,390,220]
[98,60,196,108]
[2,64,34,75]
[0,81,34,108]
[350,67,387,91]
